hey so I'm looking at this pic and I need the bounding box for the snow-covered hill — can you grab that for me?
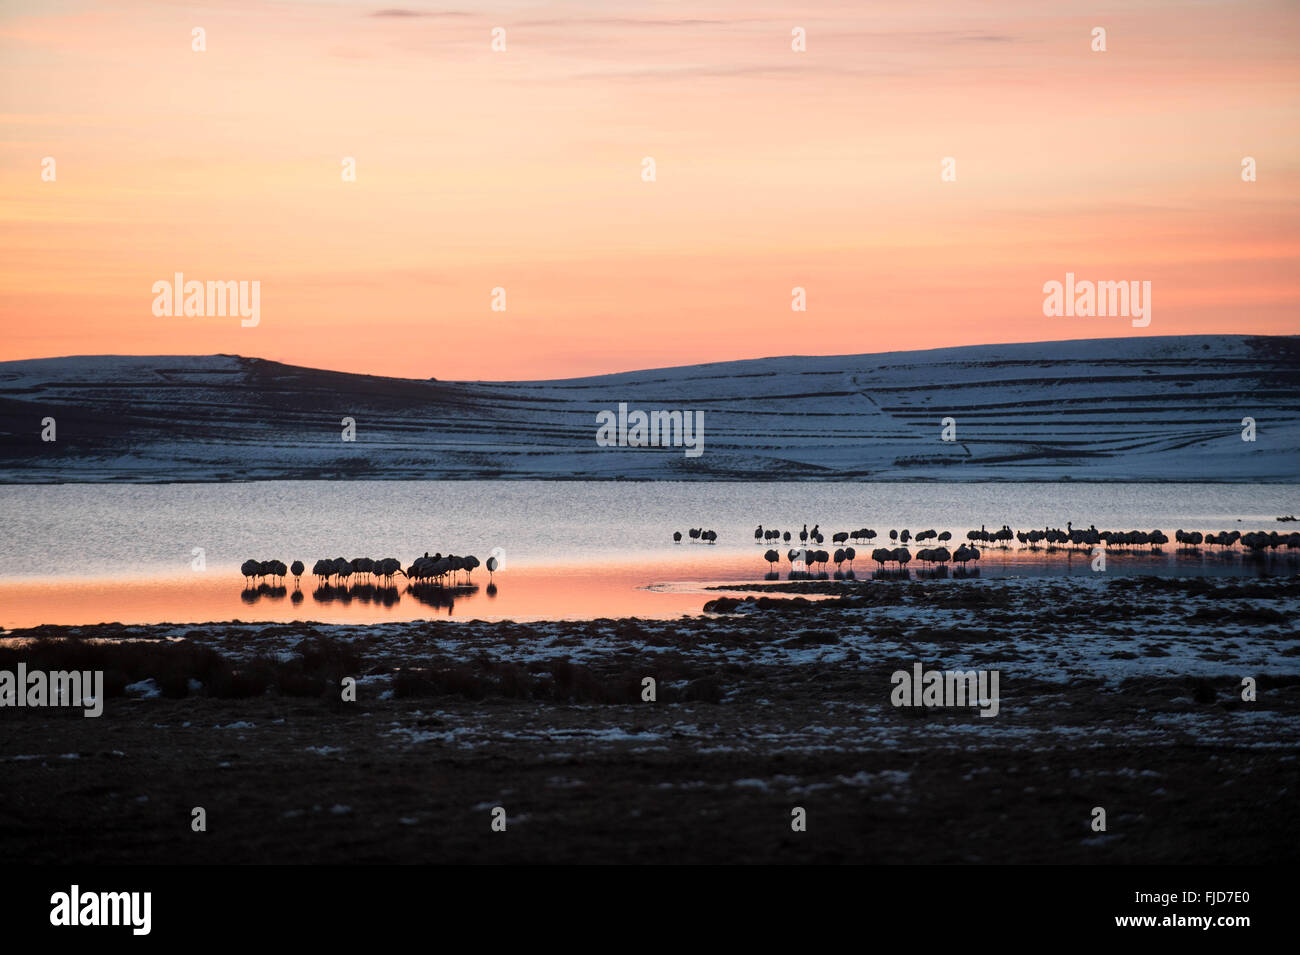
[0,335,1296,482]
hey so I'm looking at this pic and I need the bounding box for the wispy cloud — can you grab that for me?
[368,8,473,18]
[516,17,734,28]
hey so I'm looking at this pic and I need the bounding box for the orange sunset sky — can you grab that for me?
[1,0,1297,380]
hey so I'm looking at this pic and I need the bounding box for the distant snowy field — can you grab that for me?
[0,334,1296,482]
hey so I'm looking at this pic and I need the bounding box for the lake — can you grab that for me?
[1,480,1295,626]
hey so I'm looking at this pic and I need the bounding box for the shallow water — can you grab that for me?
[0,480,1295,626]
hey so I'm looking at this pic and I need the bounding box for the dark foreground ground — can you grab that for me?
[2,575,1297,864]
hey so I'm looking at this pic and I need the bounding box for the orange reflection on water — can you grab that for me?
[0,562,728,629]
[0,547,1283,629]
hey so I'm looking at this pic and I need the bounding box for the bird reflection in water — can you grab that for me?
[239,583,288,604]
[310,583,401,607]
[405,581,479,613]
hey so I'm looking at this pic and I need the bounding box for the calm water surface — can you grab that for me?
[1,481,1295,626]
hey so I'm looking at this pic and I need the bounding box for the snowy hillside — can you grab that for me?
[0,335,1296,482]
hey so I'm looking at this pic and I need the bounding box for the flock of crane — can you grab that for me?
[673,527,718,543]
[239,553,498,588]
[732,522,979,578]
[739,521,1300,580]
[961,523,1300,553]
[235,520,1300,590]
